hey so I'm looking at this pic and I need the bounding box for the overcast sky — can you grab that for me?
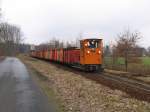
[1,0,150,47]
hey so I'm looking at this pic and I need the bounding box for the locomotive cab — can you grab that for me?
[80,39,103,71]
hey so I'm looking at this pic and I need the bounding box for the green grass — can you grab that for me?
[104,57,150,66]
[104,57,125,65]
[116,57,125,65]
[141,57,150,66]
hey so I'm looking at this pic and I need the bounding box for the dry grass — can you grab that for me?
[104,69,128,75]
[135,77,150,83]
[19,55,150,112]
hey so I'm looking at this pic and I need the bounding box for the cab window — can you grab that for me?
[88,40,99,48]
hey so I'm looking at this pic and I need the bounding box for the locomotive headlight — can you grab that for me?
[98,50,101,54]
[87,50,90,54]
[85,43,88,46]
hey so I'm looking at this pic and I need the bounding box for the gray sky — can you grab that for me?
[1,0,150,47]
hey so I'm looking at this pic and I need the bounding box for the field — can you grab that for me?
[104,57,150,65]
[104,57,150,74]
[142,57,150,66]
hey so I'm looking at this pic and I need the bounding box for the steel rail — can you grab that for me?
[98,72,150,93]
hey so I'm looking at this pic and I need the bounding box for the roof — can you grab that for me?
[81,38,103,41]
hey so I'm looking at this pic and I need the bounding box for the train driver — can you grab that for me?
[89,41,95,48]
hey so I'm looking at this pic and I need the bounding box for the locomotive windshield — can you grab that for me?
[87,40,99,48]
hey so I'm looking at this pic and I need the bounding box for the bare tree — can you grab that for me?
[66,41,72,48]
[0,9,1,23]
[36,37,65,50]
[76,32,83,48]
[114,29,142,71]
[0,22,22,56]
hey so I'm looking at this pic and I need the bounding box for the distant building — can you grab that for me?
[134,47,146,57]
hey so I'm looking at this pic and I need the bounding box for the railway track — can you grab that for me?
[68,66,150,102]
[100,73,150,93]
[81,71,150,102]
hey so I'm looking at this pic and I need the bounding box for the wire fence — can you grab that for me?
[103,56,150,75]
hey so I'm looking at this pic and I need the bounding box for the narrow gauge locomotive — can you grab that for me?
[30,38,103,72]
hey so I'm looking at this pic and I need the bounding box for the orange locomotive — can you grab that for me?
[80,39,103,71]
[30,38,103,72]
